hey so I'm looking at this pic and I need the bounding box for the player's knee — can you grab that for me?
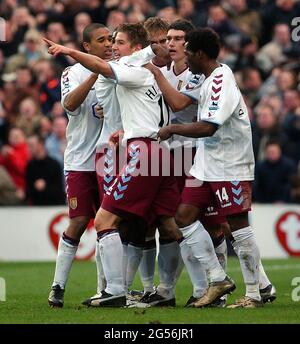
[175,212,193,228]
[94,209,120,231]
[220,222,231,238]
[175,204,199,228]
[66,216,90,239]
[227,212,249,232]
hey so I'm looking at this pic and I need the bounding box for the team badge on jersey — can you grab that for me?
[177,80,183,90]
[69,197,77,209]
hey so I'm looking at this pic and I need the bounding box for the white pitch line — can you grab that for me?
[227,264,300,272]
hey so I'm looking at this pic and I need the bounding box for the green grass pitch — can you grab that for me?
[0,258,299,324]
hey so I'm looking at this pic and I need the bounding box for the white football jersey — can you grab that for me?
[186,63,255,181]
[161,62,205,147]
[108,60,170,143]
[94,46,159,151]
[61,63,103,171]
[94,75,122,151]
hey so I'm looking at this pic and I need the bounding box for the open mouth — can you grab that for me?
[104,50,112,57]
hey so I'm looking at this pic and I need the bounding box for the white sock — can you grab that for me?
[180,221,226,283]
[156,241,180,298]
[122,242,128,287]
[232,226,261,301]
[259,260,271,290]
[139,240,156,293]
[125,243,143,291]
[215,239,227,272]
[179,241,208,298]
[98,232,125,296]
[233,244,271,290]
[52,237,78,289]
[95,241,106,294]
[174,254,184,285]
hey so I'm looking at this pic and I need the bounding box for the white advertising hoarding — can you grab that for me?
[0,204,299,261]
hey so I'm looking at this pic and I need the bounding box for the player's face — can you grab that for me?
[113,32,136,59]
[167,29,186,62]
[184,42,201,74]
[148,30,167,49]
[86,28,113,60]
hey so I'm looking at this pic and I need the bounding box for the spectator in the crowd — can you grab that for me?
[276,69,297,96]
[157,6,179,23]
[14,65,39,106]
[32,59,61,115]
[0,127,30,202]
[36,116,52,139]
[0,74,19,125]
[253,140,297,203]
[0,101,8,146]
[127,8,146,23]
[240,67,263,107]
[15,97,43,137]
[258,68,298,101]
[26,134,65,205]
[256,23,292,74]
[282,90,300,164]
[177,0,203,26]
[252,104,289,161]
[106,10,127,31]
[0,49,6,74]
[0,6,36,58]
[231,36,260,73]
[45,116,67,168]
[46,22,69,44]
[72,12,92,43]
[200,3,241,41]
[49,101,65,118]
[15,65,36,91]
[223,0,262,39]
[5,29,48,73]
[261,0,300,45]
[290,174,300,203]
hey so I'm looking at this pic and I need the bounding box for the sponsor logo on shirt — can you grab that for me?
[185,75,201,90]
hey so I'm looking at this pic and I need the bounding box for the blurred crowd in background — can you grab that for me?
[0,0,300,206]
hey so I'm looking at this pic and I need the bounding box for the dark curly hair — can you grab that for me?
[186,28,221,59]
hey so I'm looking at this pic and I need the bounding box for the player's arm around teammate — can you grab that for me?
[48,24,113,308]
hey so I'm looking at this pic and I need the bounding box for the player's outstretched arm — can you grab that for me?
[43,38,114,78]
[144,64,193,112]
[158,121,218,142]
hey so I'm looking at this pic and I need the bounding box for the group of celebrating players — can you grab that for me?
[46,16,276,310]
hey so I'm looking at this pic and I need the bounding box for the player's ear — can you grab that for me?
[197,50,205,59]
[134,43,143,52]
[82,41,90,53]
